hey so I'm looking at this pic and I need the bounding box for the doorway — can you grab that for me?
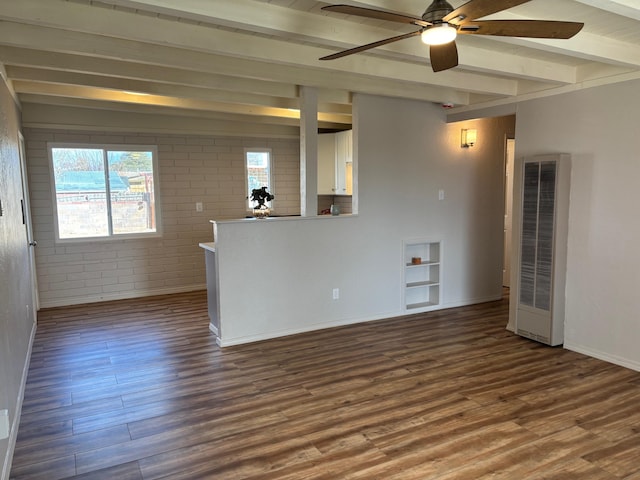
[503,138,515,287]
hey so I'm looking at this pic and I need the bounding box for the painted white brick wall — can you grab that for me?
[25,129,301,307]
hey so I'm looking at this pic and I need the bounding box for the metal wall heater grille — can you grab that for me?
[519,161,556,312]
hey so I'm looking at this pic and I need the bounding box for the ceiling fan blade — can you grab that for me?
[459,20,584,39]
[322,5,430,28]
[444,0,531,25]
[430,42,458,72]
[320,30,422,61]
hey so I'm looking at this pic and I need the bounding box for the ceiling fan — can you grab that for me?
[319,0,584,72]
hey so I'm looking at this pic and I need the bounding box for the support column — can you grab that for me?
[299,86,318,217]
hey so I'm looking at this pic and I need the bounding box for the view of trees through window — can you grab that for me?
[245,149,272,209]
[51,146,158,239]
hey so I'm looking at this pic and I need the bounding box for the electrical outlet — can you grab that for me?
[332,288,340,300]
[196,202,203,212]
[0,409,9,440]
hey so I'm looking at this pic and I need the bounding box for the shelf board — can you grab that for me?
[405,281,439,289]
[405,261,439,267]
[406,301,437,310]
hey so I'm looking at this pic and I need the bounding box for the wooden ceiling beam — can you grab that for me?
[468,9,640,70]
[20,101,304,137]
[0,46,354,106]
[12,80,353,124]
[0,22,475,105]
[573,0,640,21]
[18,94,308,126]
[95,0,579,85]
[6,66,350,115]
[0,1,517,97]
[0,46,299,98]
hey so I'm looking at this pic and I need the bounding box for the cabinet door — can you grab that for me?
[335,130,352,195]
[318,133,336,195]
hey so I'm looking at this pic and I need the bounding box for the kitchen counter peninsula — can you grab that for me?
[198,242,219,337]
[201,213,358,346]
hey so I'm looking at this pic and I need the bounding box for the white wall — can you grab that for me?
[514,78,640,371]
[0,79,36,480]
[25,128,300,307]
[215,94,514,345]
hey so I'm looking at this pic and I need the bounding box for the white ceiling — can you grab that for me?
[2,0,640,131]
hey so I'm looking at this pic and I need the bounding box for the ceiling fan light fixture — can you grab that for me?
[421,24,457,45]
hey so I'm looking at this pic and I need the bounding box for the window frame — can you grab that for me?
[244,148,274,211]
[48,142,162,243]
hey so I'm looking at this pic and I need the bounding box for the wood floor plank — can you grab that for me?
[15,419,73,447]
[9,454,76,480]
[583,434,640,478]
[16,396,124,431]
[126,386,310,440]
[66,461,143,480]
[12,424,131,466]
[11,290,640,479]
[138,436,325,480]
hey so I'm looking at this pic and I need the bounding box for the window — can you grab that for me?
[245,148,272,210]
[49,144,160,241]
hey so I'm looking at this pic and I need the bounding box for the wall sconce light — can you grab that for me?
[461,128,477,148]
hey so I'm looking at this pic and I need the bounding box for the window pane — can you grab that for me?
[51,148,109,239]
[50,145,159,241]
[108,151,157,234]
[246,151,271,209]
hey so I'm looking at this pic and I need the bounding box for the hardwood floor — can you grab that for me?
[10,291,640,479]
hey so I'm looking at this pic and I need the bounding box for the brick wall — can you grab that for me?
[25,129,300,307]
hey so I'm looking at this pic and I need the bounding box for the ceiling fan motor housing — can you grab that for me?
[422,0,455,24]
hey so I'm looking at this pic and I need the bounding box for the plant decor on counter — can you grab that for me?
[250,187,274,218]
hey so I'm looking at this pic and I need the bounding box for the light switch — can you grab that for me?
[438,189,445,201]
[196,202,203,212]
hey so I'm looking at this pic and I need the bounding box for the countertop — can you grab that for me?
[199,242,216,252]
[210,214,355,225]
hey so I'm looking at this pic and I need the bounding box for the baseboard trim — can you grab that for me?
[564,341,640,373]
[38,284,206,308]
[2,320,37,480]
[218,310,399,347]
[218,295,505,347]
[438,294,503,311]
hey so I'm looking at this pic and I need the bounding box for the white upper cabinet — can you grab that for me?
[335,130,352,195]
[318,130,352,195]
[318,133,336,195]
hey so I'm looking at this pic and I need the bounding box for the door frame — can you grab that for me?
[503,138,515,287]
[18,132,38,316]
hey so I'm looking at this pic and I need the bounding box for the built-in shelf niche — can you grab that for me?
[403,240,441,312]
